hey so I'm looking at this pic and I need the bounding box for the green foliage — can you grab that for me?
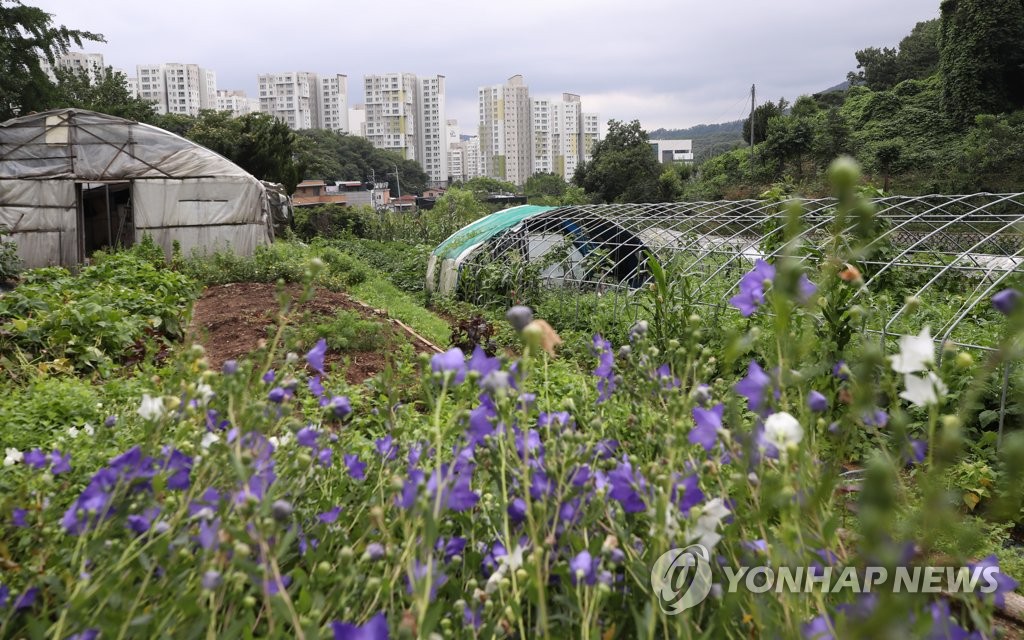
[743,98,788,145]
[0,377,104,449]
[292,128,430,196]
[460,175,518,196]
[335,238,432,294]
[0,228,23,281]
[896,19,941,81]
[524,172,567,200]
[149,111,303,192]
[287,308,389,353]
[939,0,1024,126]
[45,66,157,121]
[357,188,490,246]
[848,46,900,91]
[954,112,1024,191]
[1,160,1024,639]
[0,0,103,120]
[292,204,369,241]
[0,250,197,373]
[179,241,368,290]
[573,119,662,203]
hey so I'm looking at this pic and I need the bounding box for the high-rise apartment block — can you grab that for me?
[136,63,217,116]
[479,75,532,186]
[418,75,448,186]
[449,135,481,183]
[479,77,600,186]
[364,73,418,160]
[216,90,254,117]
[319,74,349,132]
[40,52,106,81]
[258,72,319,130]
[363,73,449,185]
[256,72,349,131]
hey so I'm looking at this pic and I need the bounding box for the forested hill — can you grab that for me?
[648,120,745,161]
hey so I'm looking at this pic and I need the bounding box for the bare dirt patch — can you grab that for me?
[189,282,442,384]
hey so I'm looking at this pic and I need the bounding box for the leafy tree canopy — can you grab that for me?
[151,111,303,193]
[292,128,428,196]
[939,0,1024,125]
[524,172,567,199]
[459,176,518,197]
[0,0,103,120]
[45,67,157,122]
[743,99,788,145]
[573,119,662,203]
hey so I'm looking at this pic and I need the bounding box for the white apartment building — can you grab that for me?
[531,98,553,176]
[349,104,366,137]
[448,135,481,183]
[479,75,532,186]
[479,79,601,185]
[417,75,448,185]
[364,73,418,161]
[448,142,464,182]
[216,90,253,117]
[40,52,106,81]
[364,73,448,184]
[583,112,601,163]
[552,94,583,180]
[319,74,349,132]
[258,71,319,130]
[136,63,217,116]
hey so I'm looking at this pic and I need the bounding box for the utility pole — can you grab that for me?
[750,84,756,150]
[750,84,756,174]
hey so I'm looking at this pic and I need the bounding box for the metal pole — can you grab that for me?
[105,183,112,250]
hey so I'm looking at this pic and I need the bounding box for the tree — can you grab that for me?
[895,19,940,81]
[764,115,814,180]
[811,108,851,166]
[939,0,1024,125]
[292,129,428,196]
[743,99,788,145]
[524,172,566,200]
[847,47,899,91]
[0,0,103,120]
[46,67,157,121]
[573,119,661,203]
[462,176,518,197]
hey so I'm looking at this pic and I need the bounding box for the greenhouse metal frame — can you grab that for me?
[435,195,1024,441]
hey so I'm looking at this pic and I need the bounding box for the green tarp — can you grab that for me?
[432,205,556,260]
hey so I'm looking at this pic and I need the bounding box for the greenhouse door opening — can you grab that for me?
[78,181,134,259]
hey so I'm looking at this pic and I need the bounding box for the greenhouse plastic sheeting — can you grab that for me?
[427,205,555,296]
[0,109,275,268]
[432,205,556,260]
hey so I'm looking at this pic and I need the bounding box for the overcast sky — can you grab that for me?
[36,0,939,135]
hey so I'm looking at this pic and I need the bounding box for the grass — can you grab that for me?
[350,273,451,348]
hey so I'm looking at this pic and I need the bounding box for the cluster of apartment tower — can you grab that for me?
[42,53,601,188]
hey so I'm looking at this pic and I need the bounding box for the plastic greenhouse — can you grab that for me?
[428,196,1024,438]
[0,109,286,268]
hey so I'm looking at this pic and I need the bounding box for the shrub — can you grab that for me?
[0,229,23,282]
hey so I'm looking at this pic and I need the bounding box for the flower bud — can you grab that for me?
[271,499,293,522]
[506,306,534,332]
[828,156,861,192]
